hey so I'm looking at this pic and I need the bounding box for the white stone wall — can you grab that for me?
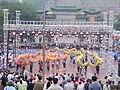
[56,15,76,20]
[103,12,108,22]
[108,11,114,22]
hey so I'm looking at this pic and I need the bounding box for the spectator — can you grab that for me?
[0,81,4,90]
[64,79,74,90]
[99,81,103,90]
[7,72,14,82]
[43,77,53,90]
[33,75,43,90]
[114,54,117,61]
[4,81,16,90]
[1,73,7,87]
[80,74,85,81]
[108,73,113,82]
[103,81,110,90]
[70,74,74,82]
[61,76,67,89]
[84,79,90,90]
[55,73,59,79]
[89,76,102,90]
[103,76,108,84]
[27,79,34,90]
[63,73,67,80]
[52,73,55,78]
[47,78,63,90]
[110,81,117,90]
[66,74,70,80]
[77,82,84,90]
[117,81,120,90]
[75,73,79,81]
[17,78,28,90]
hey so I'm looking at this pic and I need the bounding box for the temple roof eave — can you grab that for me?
[84,11,101,14]
[51,6,81,11]
[84,9,101,14]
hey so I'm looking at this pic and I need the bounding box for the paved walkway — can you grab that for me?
[9,50,119,84]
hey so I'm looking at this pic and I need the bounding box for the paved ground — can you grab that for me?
[9,50,119,84]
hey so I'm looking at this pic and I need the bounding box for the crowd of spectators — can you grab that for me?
[0,70,120,90]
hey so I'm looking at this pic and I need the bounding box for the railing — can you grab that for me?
[8,20,110,26]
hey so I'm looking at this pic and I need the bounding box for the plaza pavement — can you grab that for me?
[9,49,119,83]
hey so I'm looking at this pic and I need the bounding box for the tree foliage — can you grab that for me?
[114,14,120,31]
[0,0,39,20]
[0,10,3,35]
[0,1,39,35]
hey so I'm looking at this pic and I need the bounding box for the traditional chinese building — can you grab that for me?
[46,6,103,22]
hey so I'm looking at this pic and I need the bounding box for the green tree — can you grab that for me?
[8,2,39,20]
[114,14,120,31]
[0,1,39,36]
[0,10,3,35]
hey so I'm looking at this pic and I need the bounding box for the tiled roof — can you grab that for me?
[76,14,87,19]
[51,6,81,11]
[84,9,100,14]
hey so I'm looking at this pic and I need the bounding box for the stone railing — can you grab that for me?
[8,20,111,26]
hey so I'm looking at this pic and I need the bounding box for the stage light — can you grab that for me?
[59,34,63,37]
[97,32,99,34]
[91,35,94,37]
[74,32,77,34]
[86,32,89,34]
[83,35,86,37]
[35,33,38,36]
[75,34,78,37]
[80,32,83,34]
[12,32,16,35]
[100,35,104,37]
[38,31,41,34]
[23,31,26,33]
[19,33,22,35]
[32,31,35,33]
[27,33,30,36]
[51,34,54,36]
[68,34,72,37]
